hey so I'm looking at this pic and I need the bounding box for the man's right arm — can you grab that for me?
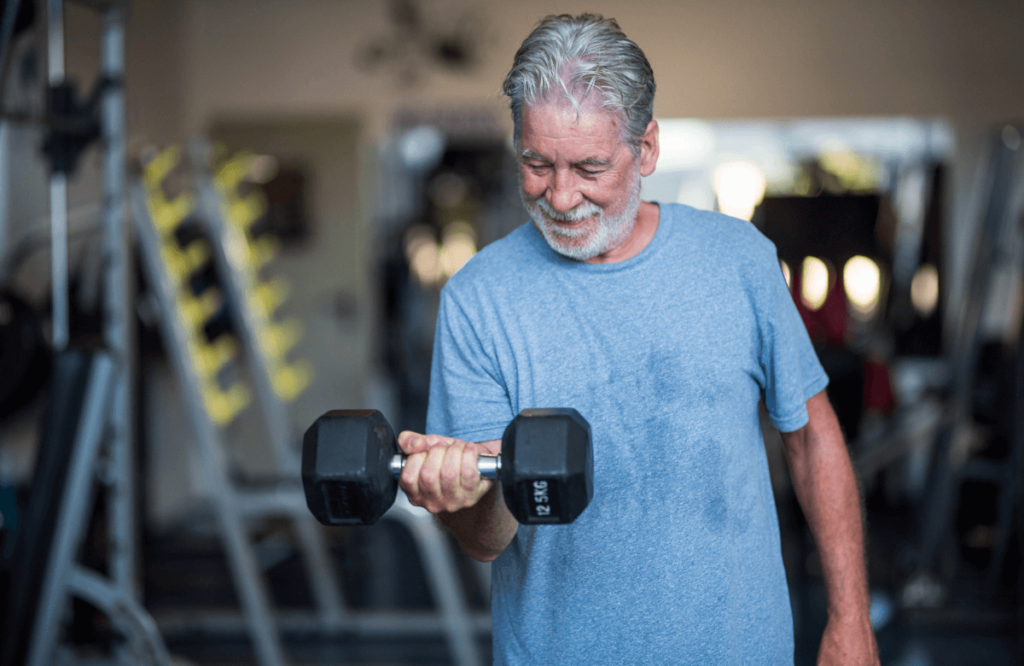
[397,433,519,562]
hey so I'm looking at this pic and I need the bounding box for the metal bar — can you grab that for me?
[68,565,171,666]
[46,0,63,84]
[47,0,67,351]
[131,181,289,666]
[386,496,482,666]
[0,0,23,97]
[986,165,1024,592]
[99,2,135,603]
[154,609,492,635]
[188,139,298,476]
[50,172,69,350]
[392,453,500,478]
[26,353,116,666]
[235,485,305,517]
[0,121,9,277]
[919,128,1022,569]
[188,139,346,627]
[292,517,346,630]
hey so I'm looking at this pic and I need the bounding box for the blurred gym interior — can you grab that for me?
[0,1,1021,664]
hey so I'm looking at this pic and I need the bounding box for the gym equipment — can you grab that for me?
[4,3,173,666]
[134,144,494,666]
[302,408,593,526]
[4,352,170,666]
[0,289,50,420]
[919,123,1024,591]
[132,144,333,666]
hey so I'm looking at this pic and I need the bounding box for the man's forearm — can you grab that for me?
[782,392,871,620]
[438,483,519,562]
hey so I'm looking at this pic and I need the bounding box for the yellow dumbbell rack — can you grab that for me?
[131,145,346,666]
[191,145,315,473]
[139,147,252,426]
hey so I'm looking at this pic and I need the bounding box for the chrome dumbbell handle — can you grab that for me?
[389,453,501,479]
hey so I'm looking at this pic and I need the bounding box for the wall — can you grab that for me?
[179,0,1024,139]
[176,0,1024,310]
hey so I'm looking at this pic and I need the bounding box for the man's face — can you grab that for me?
[519,99,643,261]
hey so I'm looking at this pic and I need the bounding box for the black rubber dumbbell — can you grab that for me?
[302,408,593,526]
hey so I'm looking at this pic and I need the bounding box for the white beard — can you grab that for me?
[522,174,643,261]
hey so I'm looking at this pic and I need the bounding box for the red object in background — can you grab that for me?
[863,356,896,414]
[786,259,896,416]
[789,262,847,349]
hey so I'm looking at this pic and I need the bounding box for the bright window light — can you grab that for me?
[404,224,442,285]
[911,264,939,317]
[843,255,882,319]
[410,243,441,285]
[780,260,791,288]
[440,221,477,277]
[713,161,767,221]
[801,257,830,311]
[655,119,716,171]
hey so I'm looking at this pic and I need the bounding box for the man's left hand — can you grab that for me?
[817,614,879,666]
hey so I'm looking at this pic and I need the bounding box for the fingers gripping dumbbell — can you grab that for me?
[301,409,593,526]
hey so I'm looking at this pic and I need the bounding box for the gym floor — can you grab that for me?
[144,521,491,666]
[135,505,1018,666]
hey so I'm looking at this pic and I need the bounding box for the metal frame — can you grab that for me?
[25,353,172,666]
[193,138,489,666]
[0,120,8,276]
[22,3,173,665]
[189,142,347,631]
[47,0,68,351]
[131,175,290,666]
[99,0,137,617]
[918,124,1024,582]
[130,144,491,666]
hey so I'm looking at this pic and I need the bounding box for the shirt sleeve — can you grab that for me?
[425,286,514,443]
[758,251,830,433]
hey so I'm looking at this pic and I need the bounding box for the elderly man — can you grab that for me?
[397,14,878,665]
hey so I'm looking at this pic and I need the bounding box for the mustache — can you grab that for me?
[530,196,602,222]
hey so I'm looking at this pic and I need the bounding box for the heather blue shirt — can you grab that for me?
[426,203,828,665]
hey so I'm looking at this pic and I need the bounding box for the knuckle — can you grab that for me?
[440,464,459,485]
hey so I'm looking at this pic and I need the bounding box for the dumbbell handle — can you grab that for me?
[388,453,501,479]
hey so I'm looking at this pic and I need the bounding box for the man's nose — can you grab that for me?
[548,169,583,212]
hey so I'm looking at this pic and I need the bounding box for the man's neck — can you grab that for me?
[584,201,661,265]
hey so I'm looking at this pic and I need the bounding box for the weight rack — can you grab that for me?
[131,144,491,666]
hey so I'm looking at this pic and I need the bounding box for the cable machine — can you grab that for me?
[1,1,171,665]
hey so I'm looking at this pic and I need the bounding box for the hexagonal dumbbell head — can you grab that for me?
[500,408,593,525]
[302,410,398,525]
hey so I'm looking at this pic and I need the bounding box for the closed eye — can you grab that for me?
[574,159,610,176]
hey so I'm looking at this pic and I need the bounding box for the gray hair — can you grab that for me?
[502,14,656,156]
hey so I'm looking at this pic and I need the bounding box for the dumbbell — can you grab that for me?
[302,408,593,526]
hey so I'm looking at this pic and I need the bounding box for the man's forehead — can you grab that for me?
[520,99,625,150]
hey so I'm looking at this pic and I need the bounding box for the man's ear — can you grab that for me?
[638,119,659,177]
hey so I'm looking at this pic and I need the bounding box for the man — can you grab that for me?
[397,14,879,665]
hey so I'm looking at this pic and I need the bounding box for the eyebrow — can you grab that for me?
[520,150,549,162]
[519,150,611,168]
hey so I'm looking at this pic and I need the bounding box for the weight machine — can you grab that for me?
[918,123,1024,592]
[1,1,171,665]
[0,2,492,663]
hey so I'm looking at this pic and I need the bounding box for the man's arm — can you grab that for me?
[397,433,519,562]
[780,390,879,666]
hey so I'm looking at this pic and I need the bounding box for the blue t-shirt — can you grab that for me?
[426,203,828,665]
